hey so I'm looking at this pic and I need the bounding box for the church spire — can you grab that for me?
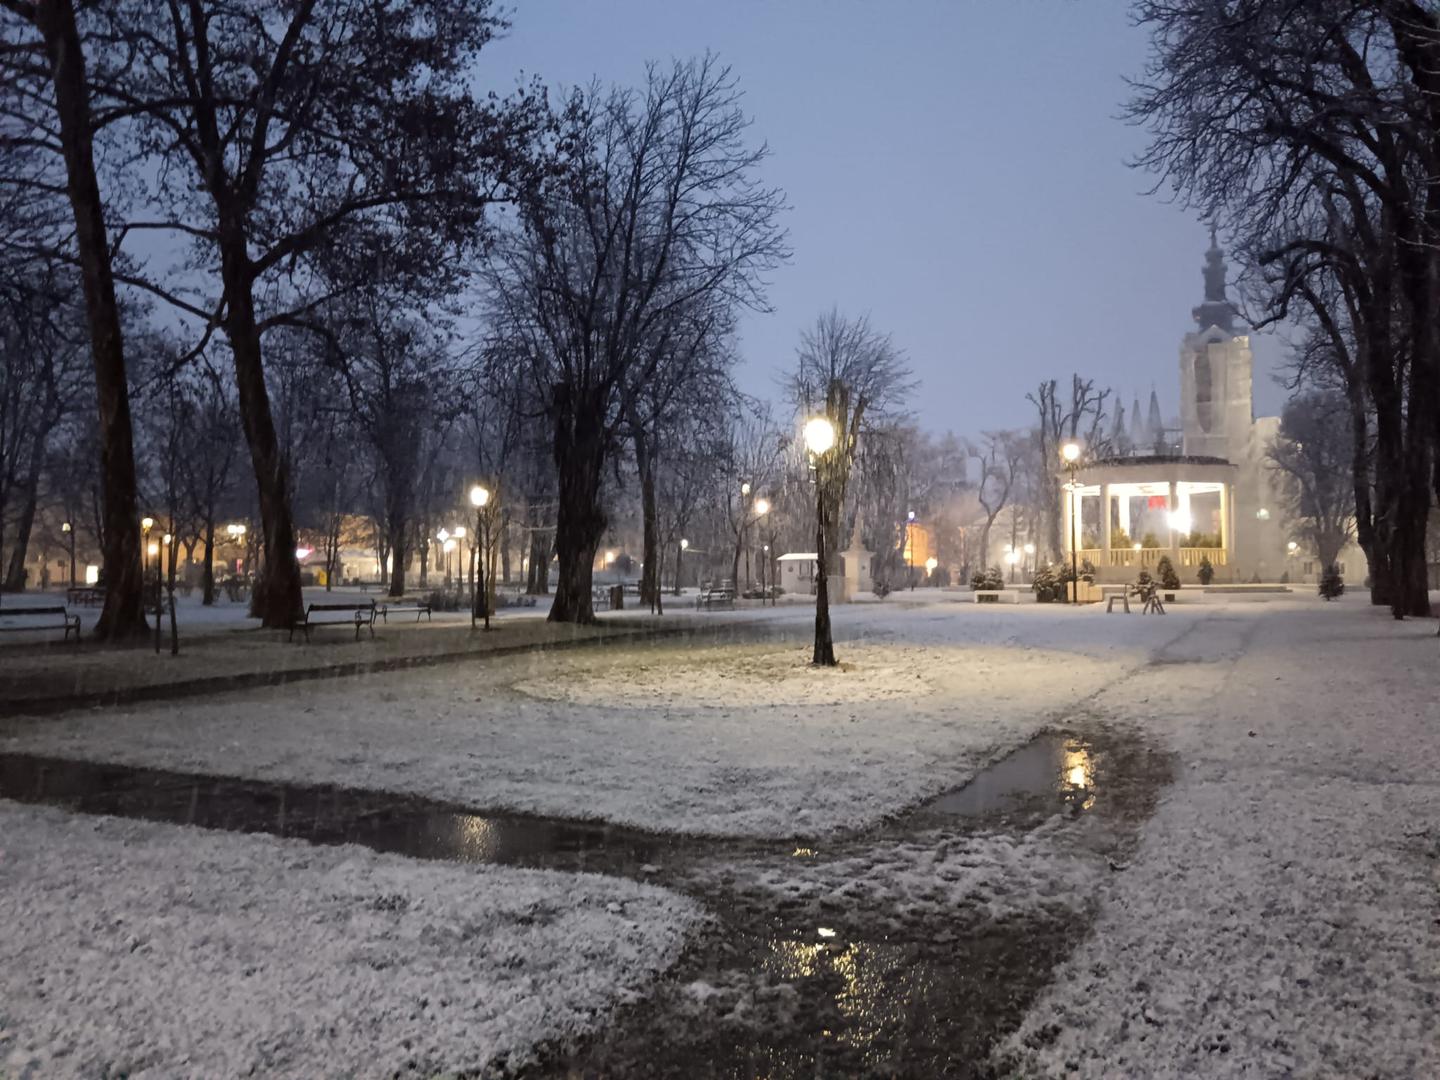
[1192,224,1237,333]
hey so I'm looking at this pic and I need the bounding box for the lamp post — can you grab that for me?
[61,522,75,585]
[141,516,155,624]
[1060,441,1082,604]
[1023,542,1035,581]
[906,510,916,590]
[469,485,490,629]
[754,497,770,599]
[676,538,688,596]
[436,528,451,587]
[804,416,837,666]
[740,480,753,589]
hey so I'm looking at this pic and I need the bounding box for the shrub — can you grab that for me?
[1110,528,1133,549]
[1196,555,1215,585]
[1156,555,1180,591]
[425,589,462,612]
[1141,532,1161,549]
[970,566,1004,592]
[1319,564,1345,600]
[1135,568,1154,589]
[1079,558,1097,583]
[1032,564,1060,603]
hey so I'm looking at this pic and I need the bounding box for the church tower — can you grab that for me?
[1180,228,1254,462]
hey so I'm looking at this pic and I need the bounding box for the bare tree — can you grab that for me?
[0,2,147,635]
[968,430,1023,574]
[790,309,913,665]
[1268,390,1356,576]
[489,55,786,623]
[84,0,549,626]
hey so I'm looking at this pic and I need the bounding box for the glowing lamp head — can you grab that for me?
[141,516,154,532]
[1060,441,1081,465]
[469,485,489,508]
[1287,540,1298,553]
[604,550,617,565]
[296,546,312,559]
[803,416,835,456]
[1133,542,1143,552]
[452,526,466,539]
[740,481,751,496]
[436,528,450,544]
[162,533,172,545]
[754,497,770,516]
[442,539,457,554]
[680,538,689,551]
[62,522,72,534]
[1023,542,1035,555]
[907,510,916,523]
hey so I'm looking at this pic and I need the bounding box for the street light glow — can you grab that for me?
[61,522,72,533]
[680,538,689,550]
[754,497,770,516]
[1060,441,1081,464]
[803,416,835,455]
[437,528,450,543]
[1169,510,1193,536]
[1023,542,1035,555]
[469,485,489,508]
[925,556,939,573]
[141,516,154,531]
[740,481,751,496]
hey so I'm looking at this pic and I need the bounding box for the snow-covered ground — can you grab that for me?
[4,601,1195,837]
[999,595,1440,1078]
[0,802,699,1079]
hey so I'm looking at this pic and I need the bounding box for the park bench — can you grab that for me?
[0,604,82,643]
[66,586,103,607]
[289,599,377,642]
[696,586,735,611]
[591,585,612,611]
[972,590,1019,604]
[378,600,432,623]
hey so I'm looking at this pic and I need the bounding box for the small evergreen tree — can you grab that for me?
[1156,555,1181,591]
[1197,555,1214,585]
[1319,564,1344,600]
[1032,563,1059,602]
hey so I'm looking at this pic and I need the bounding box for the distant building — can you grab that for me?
[1062,232,1355,584]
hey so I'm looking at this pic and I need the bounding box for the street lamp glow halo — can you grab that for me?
[803,416,835,455]
[469,485,490,508]
[1060,441,1082,464]
[754,497,770,516]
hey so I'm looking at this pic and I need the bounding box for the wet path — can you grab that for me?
[0,726,1172,1078]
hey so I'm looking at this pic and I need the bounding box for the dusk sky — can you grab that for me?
[484,0,1289,435]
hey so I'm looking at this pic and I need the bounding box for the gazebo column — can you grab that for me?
[1167,480,1181,563]
[1100,483,1112,566]
[1219,481,1233,572]
[1117,491,1131,540]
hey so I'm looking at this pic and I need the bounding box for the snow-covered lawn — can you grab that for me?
[999,596,1440,1078]
[4,602,1196,837]
[0,802,699,1079]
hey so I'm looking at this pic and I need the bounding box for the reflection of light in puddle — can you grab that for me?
[1062,741,1096,811]
[453,815,501,859]
[765,937,932,1066]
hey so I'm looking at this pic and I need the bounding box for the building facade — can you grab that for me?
[1063,233,1337,584]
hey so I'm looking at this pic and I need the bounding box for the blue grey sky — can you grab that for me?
[484,0,1288,434]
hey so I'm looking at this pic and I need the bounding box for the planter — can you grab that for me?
[977,594,998,603]
[1163,591,1176,602]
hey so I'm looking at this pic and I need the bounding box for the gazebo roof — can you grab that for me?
[1089,453,1231,468]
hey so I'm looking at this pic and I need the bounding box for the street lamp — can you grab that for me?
[1060,441,1082,604]
[805,415,838,666]
[676,537,689,596]
[753,497,770,597]
[469,485,490,629]
[61,522,75,586]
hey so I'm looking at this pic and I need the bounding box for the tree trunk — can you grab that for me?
[500,513,512,584]
[549,404,606,624]
[34,0,147,638]
[813,488,835,666]
[217,224,302,628]
[387,520,407,597]
[635,430,660,606]
[3,453,43,591]
[201,519,216,605]
[527,527,549,594]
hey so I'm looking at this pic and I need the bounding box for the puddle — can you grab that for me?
[0,727,1170,1078]
[0,754,693,878]
[923,732,1097,819]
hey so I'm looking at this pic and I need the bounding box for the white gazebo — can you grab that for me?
[1061,455,1236,583]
